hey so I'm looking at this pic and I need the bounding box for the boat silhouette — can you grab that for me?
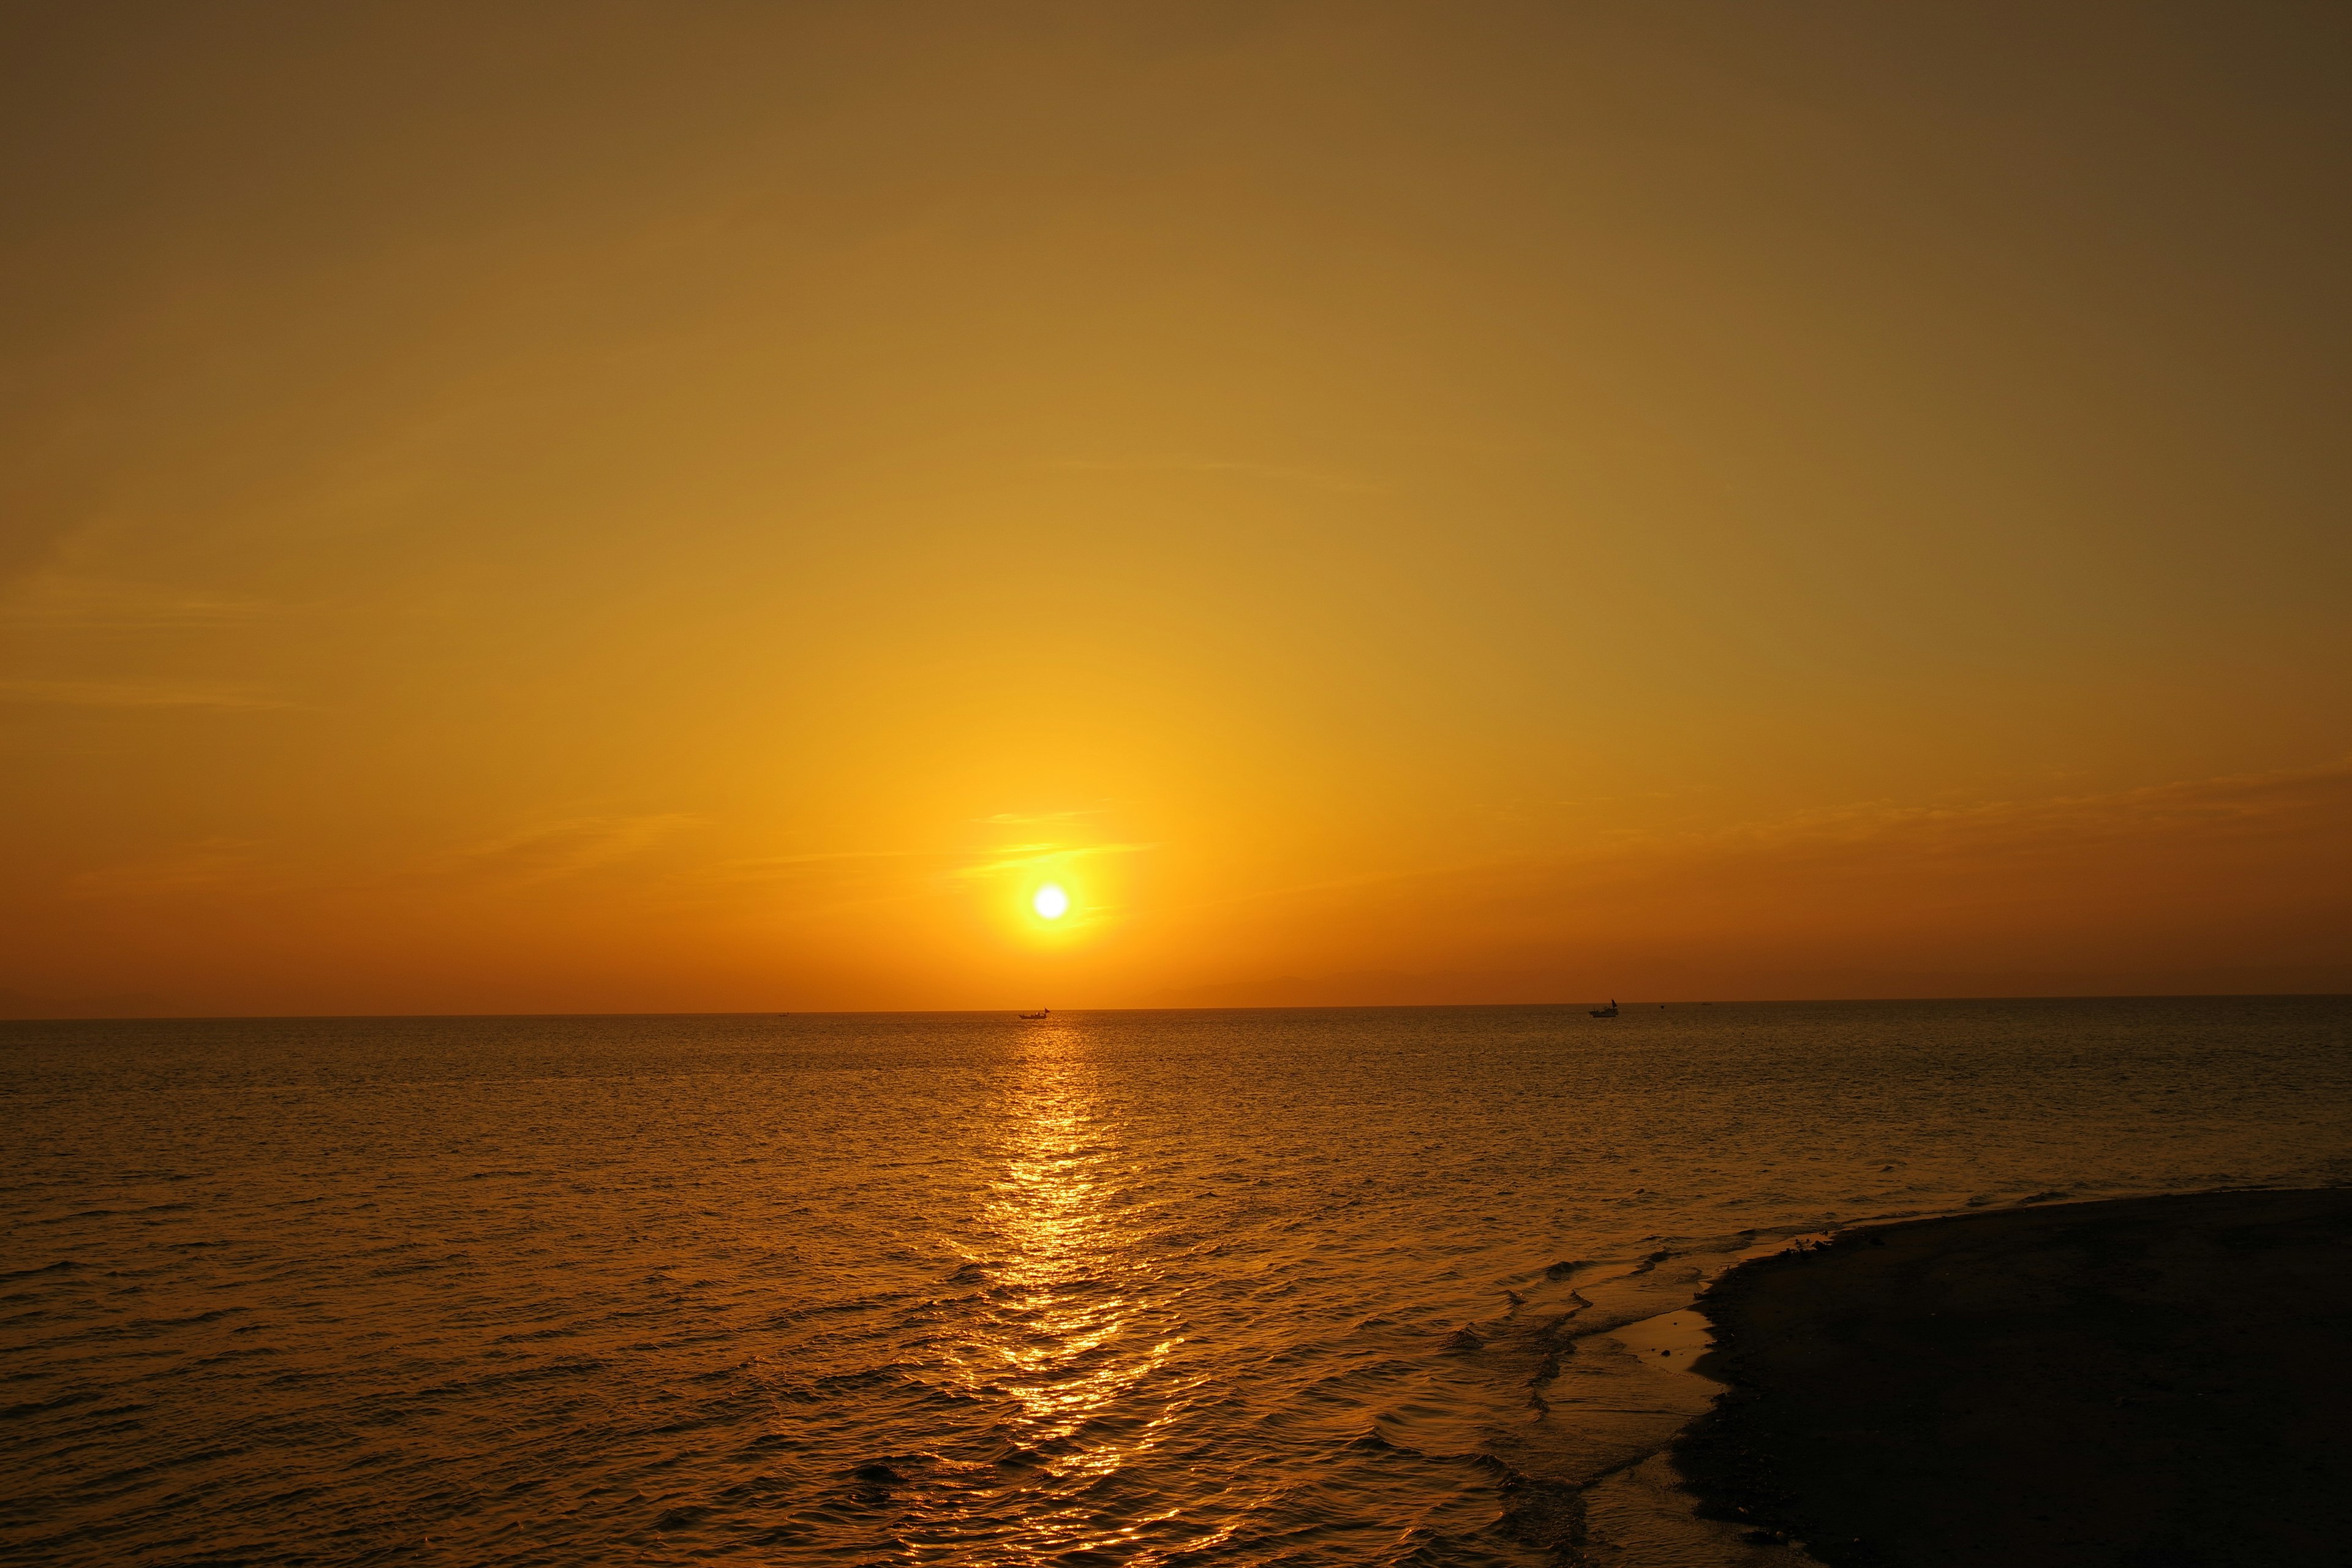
[1589,999,1619,1018]
[1019,1008,1050,1020]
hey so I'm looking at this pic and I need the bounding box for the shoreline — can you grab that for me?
[1672,1187,2352,1566]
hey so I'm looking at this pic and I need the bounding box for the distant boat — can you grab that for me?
[1019,1008,1050,1020]
[1589,1000,1619,1018]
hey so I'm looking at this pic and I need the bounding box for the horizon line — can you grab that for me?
[4,992,2348,1025]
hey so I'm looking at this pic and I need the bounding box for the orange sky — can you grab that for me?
[4,3,2348,1016]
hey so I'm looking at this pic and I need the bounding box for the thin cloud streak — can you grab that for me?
[70,839,272,900]
[951,842,1156,880]
[1049,456,1386,496]
[1645,756,2352,871]
[0,576,290,629]
[0,679,300,710]
[1183,757,2352,922]
[450,814,704,885]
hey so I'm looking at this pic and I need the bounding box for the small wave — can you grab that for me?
[407,1356,609,1400]
[1,1390,97,1422]
[131,1306,249,1329]
[490,1324,582,1344]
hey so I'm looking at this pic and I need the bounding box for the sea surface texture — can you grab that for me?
[5,999,2350,1566]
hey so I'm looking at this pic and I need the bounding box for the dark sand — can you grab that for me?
[1676,1189,2352,1567]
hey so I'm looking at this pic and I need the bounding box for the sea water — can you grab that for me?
[5,998,2349,1566]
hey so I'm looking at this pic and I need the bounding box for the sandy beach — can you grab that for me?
[1676,1188,2352,1566]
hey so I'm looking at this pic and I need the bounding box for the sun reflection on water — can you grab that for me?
[948,1022,1188,1558]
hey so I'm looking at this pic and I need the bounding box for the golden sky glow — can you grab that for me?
[3,4,2348,1015]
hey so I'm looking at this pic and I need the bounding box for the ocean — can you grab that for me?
[5,998,2348,1566]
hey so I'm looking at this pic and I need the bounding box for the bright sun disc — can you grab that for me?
[1031,884,1070,920]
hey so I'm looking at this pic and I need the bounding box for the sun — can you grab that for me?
[1031,883,1070,921]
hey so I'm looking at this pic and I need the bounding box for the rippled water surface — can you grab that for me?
[6,999,2351,1566]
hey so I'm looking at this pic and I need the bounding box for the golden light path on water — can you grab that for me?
[952,1023,1191,1562]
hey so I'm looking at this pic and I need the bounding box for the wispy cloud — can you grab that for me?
[699,837,1159,920]
[0,576,287,629]
[724,838,1156,886]
[699,849,955,917]
[1049,456,1385,496]
[0,679,298,710]
[1651,756,2352,874]
[951,841,1156,879]
[731,849,929,871]
[1181,757,2352,922]
[70,839,268,899]
[452,813,703,884]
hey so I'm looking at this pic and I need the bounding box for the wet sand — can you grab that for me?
[1675,1188,2352,1567]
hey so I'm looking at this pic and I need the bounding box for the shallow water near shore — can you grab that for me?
[6,997,2350,1565]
